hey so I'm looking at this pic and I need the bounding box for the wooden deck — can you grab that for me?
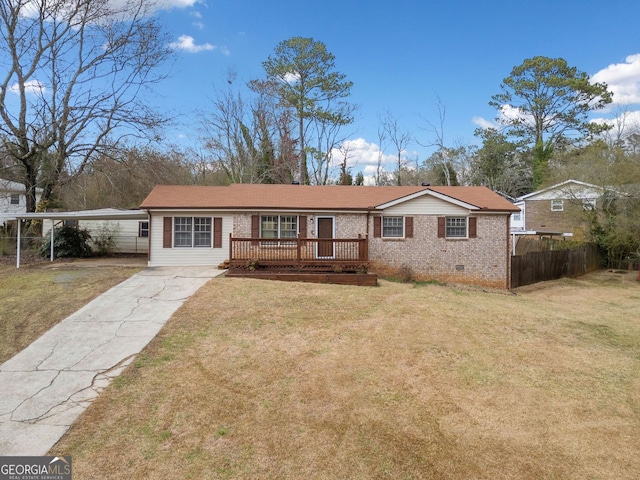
[227,235,376,286]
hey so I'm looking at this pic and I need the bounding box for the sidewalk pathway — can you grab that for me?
[0,266,224,456]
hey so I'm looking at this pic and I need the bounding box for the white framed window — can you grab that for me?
[194,217,212,247]
[174,217,211,247]
[551,200,564,211]
[446,217,467,238]
[139,221,149,237]
[10,194,20,205]
[261,215,297,245]
[512,212,521,222]
[382,216,404,238]
[583,199,596,210]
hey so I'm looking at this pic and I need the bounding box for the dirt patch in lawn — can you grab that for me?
[52,270,640,479]
[0,261,144,363]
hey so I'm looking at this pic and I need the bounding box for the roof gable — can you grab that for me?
[0,178,27,192]
[0,178,44,193]
[140,184,519,213]
[518,180,606,201]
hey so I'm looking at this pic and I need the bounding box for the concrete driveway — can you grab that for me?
[0,266,224,456]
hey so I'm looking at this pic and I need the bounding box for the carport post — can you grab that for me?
[16,220,21,269]
[50,219,55,262]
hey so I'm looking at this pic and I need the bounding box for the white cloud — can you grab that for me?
[472,104,533,132]
[169,35,215,53]
[472,116,497,130]
[498,104,533,123]
[591,109,640,133]
[331,138,396,168]
[592,53,640,105]
[190,10,204,29]
[152,0,201,9]
[282,72,301,84]
[8,80,46,95]
[328,138,423,185]
[20,0,202,21]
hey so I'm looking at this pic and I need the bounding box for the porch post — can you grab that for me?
[297,235,302,269]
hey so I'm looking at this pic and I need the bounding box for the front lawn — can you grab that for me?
[52,270,640,479]
[0,261,144,363]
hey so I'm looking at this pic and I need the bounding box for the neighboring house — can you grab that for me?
[41,208,150,254]
[511,180,608,237]
[0,178,42,226]
[140,184,520,288]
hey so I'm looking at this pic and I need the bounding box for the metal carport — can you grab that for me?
[12,209,148,268]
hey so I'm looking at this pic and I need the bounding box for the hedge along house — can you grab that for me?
[140,184,520,288]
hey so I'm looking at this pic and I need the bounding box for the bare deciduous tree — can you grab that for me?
[60,146,196,210]
[374,121,387,185]
[200,80,298,185]
[380,109,411,186]
[419,98,457,186]
[0,0,173,213]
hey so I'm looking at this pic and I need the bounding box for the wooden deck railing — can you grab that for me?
[229,234,368,272]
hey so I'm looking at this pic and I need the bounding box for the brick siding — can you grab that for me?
[525,199,586,233]
[368,215,510,288]
[233,212,511,288]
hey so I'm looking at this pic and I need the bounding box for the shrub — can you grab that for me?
[92,221,121,255]
[39,225,93,259]
[399,264,414,283]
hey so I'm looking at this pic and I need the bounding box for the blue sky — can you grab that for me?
[153,0,640,179]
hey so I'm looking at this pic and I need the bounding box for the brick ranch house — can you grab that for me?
[140,184,520,288]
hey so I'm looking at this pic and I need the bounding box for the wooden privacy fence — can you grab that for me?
[511,243,599,288]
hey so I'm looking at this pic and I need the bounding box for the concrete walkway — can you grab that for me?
[0,266,224,456]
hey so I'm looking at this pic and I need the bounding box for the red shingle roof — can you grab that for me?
[140,184,519,212]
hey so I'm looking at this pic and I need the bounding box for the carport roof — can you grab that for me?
[12,208,148,221]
